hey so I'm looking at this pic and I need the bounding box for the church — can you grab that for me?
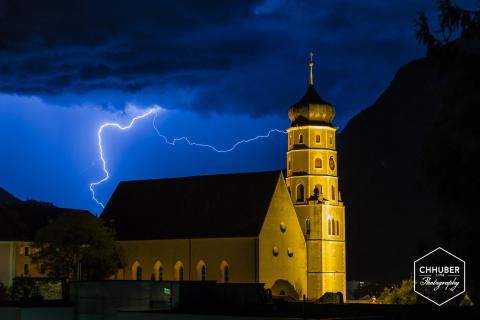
[101,56,346,301]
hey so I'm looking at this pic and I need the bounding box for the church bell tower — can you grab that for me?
[286,53,346,300]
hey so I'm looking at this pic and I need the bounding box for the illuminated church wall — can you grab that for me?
[116,237,257,282]
[258,174,307,299]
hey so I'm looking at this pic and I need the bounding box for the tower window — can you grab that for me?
[328,219,332,235]
[332,219,336,235]
[315,135,320,143]
[24,246,30,257]
[306,219,311,235]
[336,220,340,236]
[314,158,322,168]
[299,135,303,144]
[296,184,305,202]
[159,267,163,281]
[331,185,335,200]
[24,264,29,275]
[288,160,291,170]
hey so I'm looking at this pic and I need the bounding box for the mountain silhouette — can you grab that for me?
[338,38,480,300]
[0,187,21,204]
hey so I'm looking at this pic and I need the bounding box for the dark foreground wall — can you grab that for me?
[69,281,266,319]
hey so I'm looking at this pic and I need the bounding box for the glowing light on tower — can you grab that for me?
[89,108,287,208]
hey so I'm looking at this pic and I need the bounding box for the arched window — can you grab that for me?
[336,220,340,236]
[306,219,311,235]
[196,260,207,281]
[174,261,184,281]
[315,158,322,168]
[328,219,332,235]
[154,261,163,281]
[220,260,229,283]
[296,184,304,202]
[331,185,335,200]
[329,135,333,144]
[332,219,336,235]
[132,261,142,280]
[299,135,303,144]
[224,266,229,283]
[315,135,320,143]
[288,160,291,170]
[136,266,142,280]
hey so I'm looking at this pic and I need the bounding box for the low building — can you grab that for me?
[0,202,90,286]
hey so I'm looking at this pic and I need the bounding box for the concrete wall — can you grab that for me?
[0,307,73,320]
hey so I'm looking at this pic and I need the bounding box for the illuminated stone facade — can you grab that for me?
[285,58,346,298]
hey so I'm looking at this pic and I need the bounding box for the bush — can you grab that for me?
[0,281,9,301]
[8,278,43,301]
[379,280,417,305]
[316,291,343,304]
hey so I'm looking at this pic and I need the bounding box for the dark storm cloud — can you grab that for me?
[0,0,439,117]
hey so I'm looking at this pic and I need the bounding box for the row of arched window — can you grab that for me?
[328,218,340,236]
[295,184,335,202]
[131,260,230,282]
[287,157,335,171]
[288,134,334,145]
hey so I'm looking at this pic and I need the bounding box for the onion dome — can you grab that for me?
[288,53,335,126]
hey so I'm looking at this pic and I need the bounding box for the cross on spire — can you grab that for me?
[309,51,314,85]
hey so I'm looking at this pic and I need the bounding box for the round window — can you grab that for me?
[287,248,294,257]
[273,246,279,256]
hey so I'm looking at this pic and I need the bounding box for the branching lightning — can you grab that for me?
[89,108,286,208]
[89,108,158,208]
[152,112,286,153]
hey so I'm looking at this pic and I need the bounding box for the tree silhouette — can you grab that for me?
[416,0,480,55]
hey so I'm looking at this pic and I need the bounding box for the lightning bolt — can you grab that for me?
[89,108,287,208]
[89,108,158,208]
[152,112,286,153]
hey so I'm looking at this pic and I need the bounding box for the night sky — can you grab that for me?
[1,0,474,214]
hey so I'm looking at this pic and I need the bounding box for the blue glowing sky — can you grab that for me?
[1,0,475,213]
